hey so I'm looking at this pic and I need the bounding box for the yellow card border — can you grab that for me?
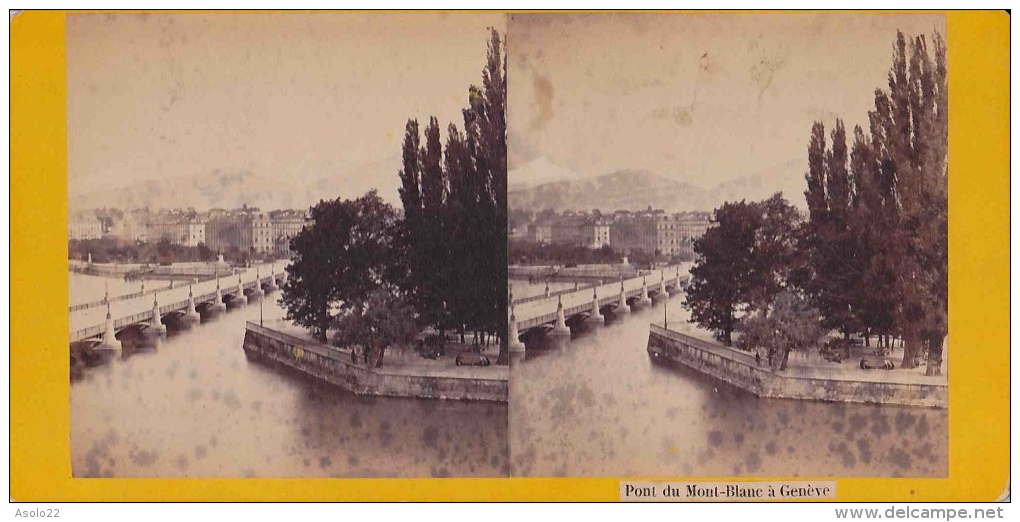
[9,10,1010,501]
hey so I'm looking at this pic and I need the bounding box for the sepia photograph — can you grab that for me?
[67,12,509,478]
[6,6,1012,505]
[506,12,948,478]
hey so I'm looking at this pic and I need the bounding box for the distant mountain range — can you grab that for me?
[508,157,586,192]
[72,156,809,215]
[68,159,402,212]
[508,159,809,214]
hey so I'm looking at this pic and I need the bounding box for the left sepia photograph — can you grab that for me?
[67,12,509,478]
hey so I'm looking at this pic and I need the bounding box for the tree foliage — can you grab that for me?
[737,289,825,371]
[332,287,419,368]
[801,30,947,373]
[680,30,946,377]
[397,28,509,363]
[70,237,223,265]
[280,191,399,342]
[683,194,800,346]
[509,239,625,266]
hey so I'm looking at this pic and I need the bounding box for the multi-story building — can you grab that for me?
[580,217,612,249]
[145,222,187,245]
[654,212,713,257]
[550,215,583,246]
[528,220,554,244]
[677,212,712,241]
[110,217,147,243]
[271,217,308,256]
[205,216,253,254]
[609,213,657,255]
[251,212,274,254]
[673,211,712,259]
[656,214,682,256]
[184,222,206,247]
[69,215,103,241]
[145,221,205,246]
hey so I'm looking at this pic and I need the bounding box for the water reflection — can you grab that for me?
[510,290,947,478]
[71,274,508,478]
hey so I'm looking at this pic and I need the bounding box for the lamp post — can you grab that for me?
[663,287,668,329]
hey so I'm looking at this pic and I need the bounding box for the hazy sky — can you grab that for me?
[508,12,945,187]
[67,12,505,207]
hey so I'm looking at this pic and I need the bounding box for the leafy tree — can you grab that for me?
[197,242,213,262]
[684,201,760,346]
[333,287,418,368]
[465,27,509,363]
[737,289,825,371]
[799,30,947,373]
[394,28,508,363]
[508,239,624,266]
[747,194,802,313]
[280,191,398,342]
[684,194,801,346]
[801,120,868,356]
[849,124,896,351]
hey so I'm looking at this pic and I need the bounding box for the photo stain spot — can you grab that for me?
[708,430,724,447]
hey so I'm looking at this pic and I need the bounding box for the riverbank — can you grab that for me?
[647,323,947,408]
[243,321,508,402]
[70,260,234,281]
[509,263,638,281]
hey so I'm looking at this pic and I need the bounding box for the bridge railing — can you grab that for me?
[68,282,177,312]
[114,310,155,330]
[70,269,285,312]
[70,269,287,341]
[71,325,105,343]
[512,268,689,329]
[511,283,598,306]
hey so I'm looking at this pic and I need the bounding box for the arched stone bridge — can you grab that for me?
[70,263,289,350]
[508,264,691,355]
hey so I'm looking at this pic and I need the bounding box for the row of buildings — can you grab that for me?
[69,208,310,257]
[514,209,712,258]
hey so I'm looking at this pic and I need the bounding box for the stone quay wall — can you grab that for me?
[243,322,508,403]
[647,324,946,409]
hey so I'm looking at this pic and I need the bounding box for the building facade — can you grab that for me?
[146,222,186,245]
[674,212,712,259]
[271,217,308,256]
[110,218,147,243]
[609,214,657,255]
[145,221,206,247]
[528,221,554,244]
[205,216,253,254]
[184,222,206,247]
[69,216,103,240]
[251,213,274,254]
[580,218,612,249]
[656,214,682,256]
[550,216,583,245]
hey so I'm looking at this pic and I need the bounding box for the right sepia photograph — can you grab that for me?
[507,12,948,478]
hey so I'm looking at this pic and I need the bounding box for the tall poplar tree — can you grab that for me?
[394,28,508,363]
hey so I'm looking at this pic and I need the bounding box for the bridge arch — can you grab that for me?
[195,301,218,313]
[565,312,589,328]
[599,302,619,314]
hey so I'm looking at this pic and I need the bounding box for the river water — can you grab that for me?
[70,272,945,479]
[69,273,509,478]
[508,282,948,478]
